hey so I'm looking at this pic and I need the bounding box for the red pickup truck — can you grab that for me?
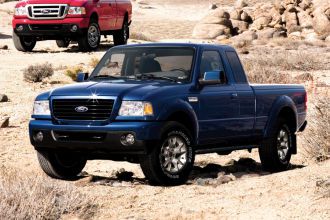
[12,0,132,51]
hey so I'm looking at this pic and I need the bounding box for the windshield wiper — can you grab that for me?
[139,74,177,82]
[91,75,121,80]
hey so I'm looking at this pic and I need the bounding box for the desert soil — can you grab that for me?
[0,0,329,219]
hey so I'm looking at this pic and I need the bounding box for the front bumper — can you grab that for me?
[29,120,164,155]
[13,17,89,39]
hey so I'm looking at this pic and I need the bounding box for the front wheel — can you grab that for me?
[12,31,36,52]
[140,122,195,185]
[259,118,293,172]
[37,150,87,180]
[113,19,129,46]
[78,22,101,51]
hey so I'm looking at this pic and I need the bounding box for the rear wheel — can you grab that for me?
[78,22,101,51]
[12,31,36,52]
[259,118,293,171]
[113,19,129,46]
[37,150,86,180]
[56,38,70,48]
[140,122,194,185]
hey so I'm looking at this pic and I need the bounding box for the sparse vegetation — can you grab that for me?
[23,63,54,82]
[89,57,100,68]
[301,95,330,162]
[65,65,84,81]
[0,166,97,220]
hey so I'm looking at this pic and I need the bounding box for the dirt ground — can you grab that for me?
[0,0,329,219]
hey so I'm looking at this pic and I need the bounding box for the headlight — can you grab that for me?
[119,101,153,116]
[33,101,50,115]
[68,7,86,15]
[14,6,27,16]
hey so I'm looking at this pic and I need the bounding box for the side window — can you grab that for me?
[99,53,125,76]
[200,50,225,76]
[225,51,247,83]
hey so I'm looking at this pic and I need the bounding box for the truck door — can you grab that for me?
[99,0,117,30]
[197,50,240,144]
[225,51,255,138]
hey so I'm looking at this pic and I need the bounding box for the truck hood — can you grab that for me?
[49,81,182,100]
[22,0,86,6]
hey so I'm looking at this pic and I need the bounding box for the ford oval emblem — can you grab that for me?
[75,106,88,113]
[41,9,50,14]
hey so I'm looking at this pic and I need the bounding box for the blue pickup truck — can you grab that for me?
[29,43,307,185]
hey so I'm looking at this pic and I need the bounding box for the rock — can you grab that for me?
[288,31,303,40]
[207,8,230,19]
[216,35,229,41]
[257,28,276,39]
[269,8,282,27]
[235,0,248,8]
[250,16,272,30]
[230,9,242,20]
[75,175,93,187]
[217,175,234,184]
[0,45,8,50]
[313,6,330,37]
[284,11,300,34]
[299,0,312,10]
[193,24,231,39]
[286,4,298,12]
[1,117,9,128]
[231,19,249,32]
[201,16,232,26]
[209,3,218,10]
[273,30,287,38]
[325,35,330,42]
[240,11,251,22]
[0,94,8,102]
[297,11,313,29]
[303,29,322,41]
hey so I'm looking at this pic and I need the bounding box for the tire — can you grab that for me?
[12,31,36,52]
[259,118,293,172]
[113,19,129,46]
[140,122,195,185]
[78,22,101,51]
[37,150,87,180]
[56,39,70,48]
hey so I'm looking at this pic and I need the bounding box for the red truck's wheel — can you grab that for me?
[78,22,100,51]
[113,19,129,46]
[37,150,86,180]
[12,31,36,52]
[259,118,293,172]
[140,122,195,185]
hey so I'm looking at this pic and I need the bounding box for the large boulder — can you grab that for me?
[313,6,330,37]
[231,19,249,31]
[235,0,248,8]
[240,11,251,22]
[230,9,242,20]
[257,28,276,39]
[297,10,313,29]
[250,16,272,30]
[284,11,301,34]
[192,24,231,39]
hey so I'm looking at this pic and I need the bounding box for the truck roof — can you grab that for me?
[113,42,236,52]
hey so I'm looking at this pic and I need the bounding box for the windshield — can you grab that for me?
[90,47,195,83]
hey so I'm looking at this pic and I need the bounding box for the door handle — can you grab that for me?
[231,93,238,99]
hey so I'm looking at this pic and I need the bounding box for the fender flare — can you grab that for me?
[157,99,199,145]
[264,95,298,138]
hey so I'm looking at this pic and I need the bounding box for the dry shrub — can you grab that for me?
[0,166,97,220]
[242,50,325,84]
[301,95,330,162]
[89,57,100,68]
[65,65,84,81]
[130,32,154,42]
[23,63,54,82]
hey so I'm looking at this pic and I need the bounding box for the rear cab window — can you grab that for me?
[225,51,248,84]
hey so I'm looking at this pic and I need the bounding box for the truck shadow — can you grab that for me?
[76,158,305,187]
[31,43,115,54]
[0,33,11,39]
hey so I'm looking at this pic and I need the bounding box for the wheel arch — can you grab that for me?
[90,12,99,23]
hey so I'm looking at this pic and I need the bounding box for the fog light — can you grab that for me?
[16,25,24,32]
[120,133,135,146]
[71,25,78,32]
[33,131,44,142]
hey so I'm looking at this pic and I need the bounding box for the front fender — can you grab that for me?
[264,95,298,139]
[157,99,199,144]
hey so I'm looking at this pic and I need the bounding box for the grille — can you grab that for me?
[29,24,63,31]
[52,99,114,121]
[27,4,68,20]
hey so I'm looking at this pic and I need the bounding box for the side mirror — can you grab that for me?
[199,71,225,85]
[76,72,89,82]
